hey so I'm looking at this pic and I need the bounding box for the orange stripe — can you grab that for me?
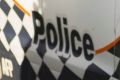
[13,0,30,16]
[96,36,120,55]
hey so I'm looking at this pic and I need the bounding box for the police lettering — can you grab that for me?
[32,11,95,61]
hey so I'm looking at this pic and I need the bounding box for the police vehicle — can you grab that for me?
[0,0,120,80]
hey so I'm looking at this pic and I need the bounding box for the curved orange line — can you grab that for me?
[13,0,30,16]
[96,36,120,55]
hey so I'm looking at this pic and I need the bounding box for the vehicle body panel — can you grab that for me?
[0,0,120,80]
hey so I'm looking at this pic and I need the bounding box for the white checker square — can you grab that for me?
[23,15,34,39]
[26,44,43,74]
[51,70,61,79]
[93,52,115,76]
[10,36,24,65]
[5,0,14,8]
[36,77,40,80]
[0,9,7,30]
[109,77,119,80]
[65,54,92,79]
[114,57,120,71]
[8,9,22,35]
[30,62,42,75]
[26,44,42,64]
[43,51,64,79]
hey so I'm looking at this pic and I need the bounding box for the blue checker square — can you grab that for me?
[3,21,16,44]
[19,26,32,52]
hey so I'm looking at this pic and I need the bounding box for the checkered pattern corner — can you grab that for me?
[108,42,120,79]
[0,0,33,65]
[22,37,120,80]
